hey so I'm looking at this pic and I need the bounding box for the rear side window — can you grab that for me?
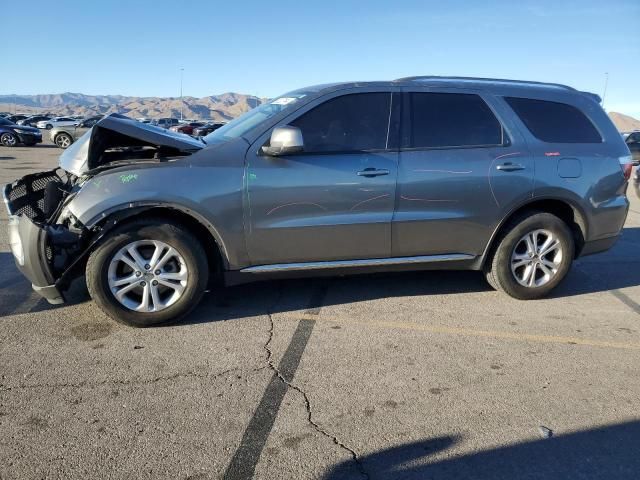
[406,93,504,149]
[505,97,602,143]
[290,93,391,153]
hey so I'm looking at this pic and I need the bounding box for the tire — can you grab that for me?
[86,218,209,327]
[54,133,73,149]
[45,124,53,130]
[483,211,574,300]
[0,132,17,147]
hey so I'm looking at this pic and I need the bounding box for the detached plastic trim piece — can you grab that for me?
[32,284,65,305]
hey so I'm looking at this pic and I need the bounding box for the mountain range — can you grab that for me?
[0,92,267,122]
[1,92,639,131]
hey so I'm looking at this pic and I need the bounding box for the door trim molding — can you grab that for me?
[241,254,474,273]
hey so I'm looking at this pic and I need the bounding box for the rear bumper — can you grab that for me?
[580,234,620,257]
[7,214,65,304]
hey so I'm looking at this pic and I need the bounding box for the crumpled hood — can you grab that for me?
[59,113,203,176]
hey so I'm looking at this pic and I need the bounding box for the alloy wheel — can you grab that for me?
[510,229,563,288]
[1,133,17,147]
[107,240,188,312]
[56,134,72,148]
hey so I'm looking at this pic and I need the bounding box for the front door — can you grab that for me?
[245,90,399,265]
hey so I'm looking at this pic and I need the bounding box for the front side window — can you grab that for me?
[505,97,602,143]
[406,92,504,149]
[290,92,392,153]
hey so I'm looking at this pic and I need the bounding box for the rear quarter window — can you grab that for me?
[505,97,602,143]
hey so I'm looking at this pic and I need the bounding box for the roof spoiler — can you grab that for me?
[580,91,602,104]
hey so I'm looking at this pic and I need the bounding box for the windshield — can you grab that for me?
[203,93,308,143]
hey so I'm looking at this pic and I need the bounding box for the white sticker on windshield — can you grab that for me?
[271,96,302,105]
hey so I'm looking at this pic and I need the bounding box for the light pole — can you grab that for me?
[601,72,609,109]
[179,67,184,120]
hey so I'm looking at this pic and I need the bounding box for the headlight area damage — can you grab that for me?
[4,169,84,304]
[3,113,204,305]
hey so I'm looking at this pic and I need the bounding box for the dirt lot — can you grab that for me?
[1,137,640,479]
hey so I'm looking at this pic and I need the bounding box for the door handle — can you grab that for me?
[496,162,525,172]
[357,168,390,177]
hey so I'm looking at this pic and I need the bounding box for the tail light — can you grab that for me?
[619,155,633,181]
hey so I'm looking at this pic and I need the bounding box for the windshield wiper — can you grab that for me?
[199,137,207,145]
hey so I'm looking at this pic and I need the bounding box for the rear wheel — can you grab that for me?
[484,212,574,299]
[54,133,73,148]
[1,132,17,147]
[86,219,209,327]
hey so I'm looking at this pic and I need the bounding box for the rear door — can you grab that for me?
[245,89,400,265]
[393,88,533,258]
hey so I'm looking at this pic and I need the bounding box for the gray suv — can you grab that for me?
[50,116,103,148]
[4,77,634,327]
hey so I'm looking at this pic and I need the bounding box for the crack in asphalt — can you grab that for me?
[0,366,266,393]
[264,309,369,480]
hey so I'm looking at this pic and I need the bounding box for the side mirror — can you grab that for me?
[261,126,304,156]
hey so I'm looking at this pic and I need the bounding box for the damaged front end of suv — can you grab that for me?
[3,114,204,304]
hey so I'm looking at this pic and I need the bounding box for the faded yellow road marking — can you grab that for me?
[279,313,640,351]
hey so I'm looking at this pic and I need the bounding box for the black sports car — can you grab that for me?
[0,117,42,147]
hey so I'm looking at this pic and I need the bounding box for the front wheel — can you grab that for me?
[86,218,209,327]
[484,212,574,300]
[1,132,17,147]
[45,124,53,130]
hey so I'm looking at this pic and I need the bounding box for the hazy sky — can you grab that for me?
[2,0,639,116]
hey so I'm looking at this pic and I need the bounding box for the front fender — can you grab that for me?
[67,163,247,268]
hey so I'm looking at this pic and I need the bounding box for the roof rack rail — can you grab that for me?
[394,76,576,92]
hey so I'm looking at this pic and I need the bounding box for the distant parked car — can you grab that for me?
[625,132,640,199]
[169,122,205,135]
[17,115,51,127]
[136,117,152,123]
[0,117,42,146]
[5,114,30,124]
[152,118,180,129]
[192,122,225,137]
[625,131,640,162]
[37,117,77,130]
[50,115,102,148]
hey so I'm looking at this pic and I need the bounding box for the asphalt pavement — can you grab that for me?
[1,138,639,479]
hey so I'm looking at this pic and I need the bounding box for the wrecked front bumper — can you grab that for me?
[6,212,65,304]
[3,171,82,305]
